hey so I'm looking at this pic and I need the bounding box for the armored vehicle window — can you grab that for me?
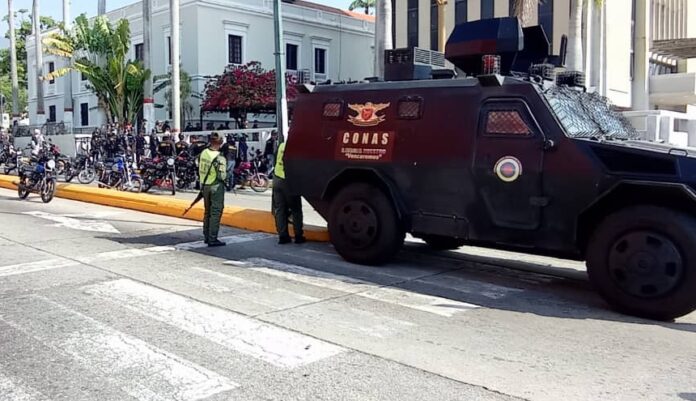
[398,97,423,120]
[485,111,531,136]
[323,101,344,118]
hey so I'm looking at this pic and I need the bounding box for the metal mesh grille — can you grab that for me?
[543,86,638,139]
[398,100,421,119]
[486,111,531,135]
[323,102,342,118]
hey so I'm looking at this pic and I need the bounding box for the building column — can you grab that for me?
[63,0,73,131]
[632,0,651,111]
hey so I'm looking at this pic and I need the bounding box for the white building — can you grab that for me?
[394,0,696,113]
[26,0,375,129]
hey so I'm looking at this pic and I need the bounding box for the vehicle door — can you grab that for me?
[472,99,546,230]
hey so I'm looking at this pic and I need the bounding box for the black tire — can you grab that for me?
[17,178,30,199]
[328,183,404,265]
[421,235,467,250]
[170,172,176,195]
[586,205,696,320]
[141,182,151,193]
[40,178,56,203]
[250,174,269,193]
[78,168,96,184]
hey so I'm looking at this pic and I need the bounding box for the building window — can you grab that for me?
[481,0,494,19]
[80,103,89,126]
[455,0,468,25]
[167,36,172,65]
[286,43,298,71]
[314,47,327,74]
[135,43,144,62]
[48,62,55,84]
[228,34,243,65]
[430,0,439,50]
[48,105,56,122]
[407,0,419,48]
[538,0,554,51]
[81,72,87,81]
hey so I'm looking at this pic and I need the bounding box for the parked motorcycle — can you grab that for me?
[140,156,177,195]
[96,154,142,192]
[234,150,270,193]
[17,145,57,203]
[174,151,197,190]
[1,143,18,174]
[75,153,97,184]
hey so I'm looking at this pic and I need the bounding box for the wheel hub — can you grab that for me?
[337,200,378,248]
[608,231,683,298]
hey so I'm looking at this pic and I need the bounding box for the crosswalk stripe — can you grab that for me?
[1,296,238,401]
[0,259,79,277]
[84,279,344,369]
[230,258,479,317]
[0,370,49,401]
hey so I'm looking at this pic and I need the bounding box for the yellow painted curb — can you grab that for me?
[0,174,329,242]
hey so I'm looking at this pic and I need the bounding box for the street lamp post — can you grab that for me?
[170,0,181,133]
[8,0,20,120]
[273,0,288,139]
[437,0,447,52]
[33,0,45,124]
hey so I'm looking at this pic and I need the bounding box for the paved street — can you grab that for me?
[1,187,695,401]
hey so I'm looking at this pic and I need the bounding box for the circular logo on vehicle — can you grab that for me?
[494,156,522,183]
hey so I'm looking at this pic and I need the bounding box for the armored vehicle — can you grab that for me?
[285,18,696,320]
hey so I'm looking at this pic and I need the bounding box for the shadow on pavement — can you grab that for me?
[98,227,696,334]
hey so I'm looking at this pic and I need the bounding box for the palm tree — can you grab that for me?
[43,14,151,125]
[509,0,537,27]
[153,69,199,127]
[348,0,375,15]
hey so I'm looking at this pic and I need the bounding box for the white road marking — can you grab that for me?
[23,211,120,234]
[228,258,479,317]
[0,369,49,401]
[0,259,79,277]
[84,279,344,369]
[2,296,238,401]
[418,274,524,300]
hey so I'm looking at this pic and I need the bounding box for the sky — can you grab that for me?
[0,0,352,48]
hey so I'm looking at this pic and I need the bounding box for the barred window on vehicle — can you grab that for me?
[485,111,531,135]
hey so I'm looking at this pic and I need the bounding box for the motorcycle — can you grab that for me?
[174,151,197,190]
[140,155,177,195]
[17,145,57,203]
[1,143,18,174]
[233,150,270,193]
[96,154,142,192]
[75,153,97,184]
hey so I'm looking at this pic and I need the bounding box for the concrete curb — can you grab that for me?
[0,174,329,242]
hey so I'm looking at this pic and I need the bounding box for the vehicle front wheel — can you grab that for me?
[328,183,404,265]
[40,178,56,203]
[586,206,696,320]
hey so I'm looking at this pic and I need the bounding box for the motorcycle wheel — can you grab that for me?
[250,174,270,193]
[141,182,151,193]
[170,172,176,195]
[79,168,96,184]
[40,178,56,203]
[56,160,66,176]
[17,178,30,199]
[4,165,14,175]
[129,177,143,193]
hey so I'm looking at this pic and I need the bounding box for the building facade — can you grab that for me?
[394,0,696,114]
[26,0,375,129]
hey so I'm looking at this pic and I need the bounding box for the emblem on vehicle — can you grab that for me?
[347,102,390,127]
[494,156,522,183]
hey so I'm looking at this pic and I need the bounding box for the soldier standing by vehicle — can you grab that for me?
[199,132,227,247]
[272,141,305,244]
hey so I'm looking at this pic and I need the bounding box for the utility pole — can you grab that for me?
[273,0,288,139]
[170,0,181,133]
[374,0,393,79]
[98,0,106,15]
[142,0,153,134]
[63,0,73,131]
[33,0,45,124]
[8,0,20,120]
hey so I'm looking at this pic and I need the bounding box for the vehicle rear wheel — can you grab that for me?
[586,205,696,320]
[17,177,30,199]
[328,183,404,265]
[250,174,269,193]
[421,235,467,250]
[78,168,96,184]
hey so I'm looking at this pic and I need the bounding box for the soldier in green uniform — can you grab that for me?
[198,132,227,247]
[272,141,305,244]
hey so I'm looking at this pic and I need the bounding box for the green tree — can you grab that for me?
[348,0,375,15]
[153,69,200,128]
[42,14,151,125]
[0,11,57,113]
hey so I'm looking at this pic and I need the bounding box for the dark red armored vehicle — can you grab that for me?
[285,18,696,320]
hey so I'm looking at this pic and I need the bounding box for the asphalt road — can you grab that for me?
[1,187,695,401]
